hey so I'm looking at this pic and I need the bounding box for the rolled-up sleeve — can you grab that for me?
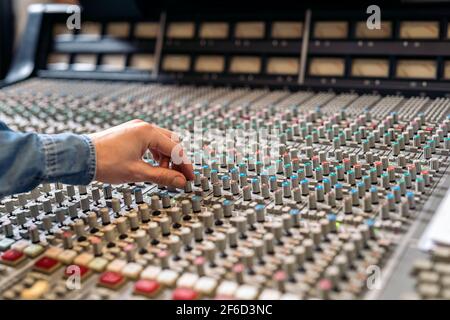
[0,124,96,198]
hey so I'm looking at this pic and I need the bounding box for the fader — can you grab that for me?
[1,79,449,300]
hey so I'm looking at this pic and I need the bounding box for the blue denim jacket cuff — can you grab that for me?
[81,134,97,183]
[39,133,96,185]
[81,135,97,183]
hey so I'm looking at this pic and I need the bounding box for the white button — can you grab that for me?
[177,273,199,289]
[280,293,301,300]
[122,262,143,279]
[194,277,217,295]
[216,281,238,297]
[259,289,281,300]
[141,266,162,280]
[157,270,179,287]
[106,259,127,273]
[235,285,258,300]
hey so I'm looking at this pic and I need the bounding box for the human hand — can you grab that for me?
[88,120,194,188]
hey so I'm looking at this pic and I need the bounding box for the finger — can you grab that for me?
[146,127,178,157]
[173,162,194,181]
[133,161,187,188]
[150,149,161,162]
[154,126,180,142]
[142,125,193,179]
[160,155,170,169]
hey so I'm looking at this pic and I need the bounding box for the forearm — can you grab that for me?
[0,130,96,198]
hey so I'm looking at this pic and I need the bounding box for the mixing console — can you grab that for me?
[0,79,449,300]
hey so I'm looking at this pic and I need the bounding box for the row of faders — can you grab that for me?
[410,246,450,299]
[1,79,450,300]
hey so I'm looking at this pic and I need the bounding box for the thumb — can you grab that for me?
[133,161,187,188]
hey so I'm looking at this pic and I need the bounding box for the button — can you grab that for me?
[172,287,198,300]
[122,263,143,280]
[216,280,238,297]
[73,252,94,266]
[194,277,217,296]
[259,289,281,300]
[0,238,15,252]
[23,244,44,258]
[134,279,161,297]
[34,256,60,274]
[57,250,77,264]
[106,259,127,273]
[141,266,162,280]
[1,249,25,266]
[235,285,258,300]
[44,247,63,259]
[20,280,49,300]
[98,271,126,289]
[157,270,178,287]
[177,273,199,289]
[88,257,109,273]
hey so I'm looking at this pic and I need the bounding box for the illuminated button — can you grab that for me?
[44,247,63,259]
[194,277,217,296]
[157,270,179,287]
[280,293,301,300]
[177,273,199,289]
[98,271,126,289]
[73,252,94,266]
[21,280,49,300]
[11,240,29,252]
[23,244,44,258]
[215,294,235,300]
[64,264,90,280]
[88,257,109,272]
[141,265,162,280]
[1,249,25,266]
[172,287,198,300]
[235,285,258,300]
[259,289,281,300]
[122,263,143,280]
[216,280,238,297]
[34,256,60,273]
[107,259,127,273]
[0,238,15,252]
[57,250,77,264]
[134,279,161,298]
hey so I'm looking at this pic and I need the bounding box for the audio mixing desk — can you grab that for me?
[1,0,450,300]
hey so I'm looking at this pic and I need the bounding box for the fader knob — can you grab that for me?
[28,224,40,243]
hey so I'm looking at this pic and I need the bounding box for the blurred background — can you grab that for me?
[0,0,78,79]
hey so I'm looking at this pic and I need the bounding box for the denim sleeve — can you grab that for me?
[0,122,96,198]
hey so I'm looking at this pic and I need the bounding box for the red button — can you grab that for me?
[34,257,59,271]
[99,271,124,287]
[64,265,90,278]
[172,288,198,300]
[134,279,160,296]
[1,249,24,262]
